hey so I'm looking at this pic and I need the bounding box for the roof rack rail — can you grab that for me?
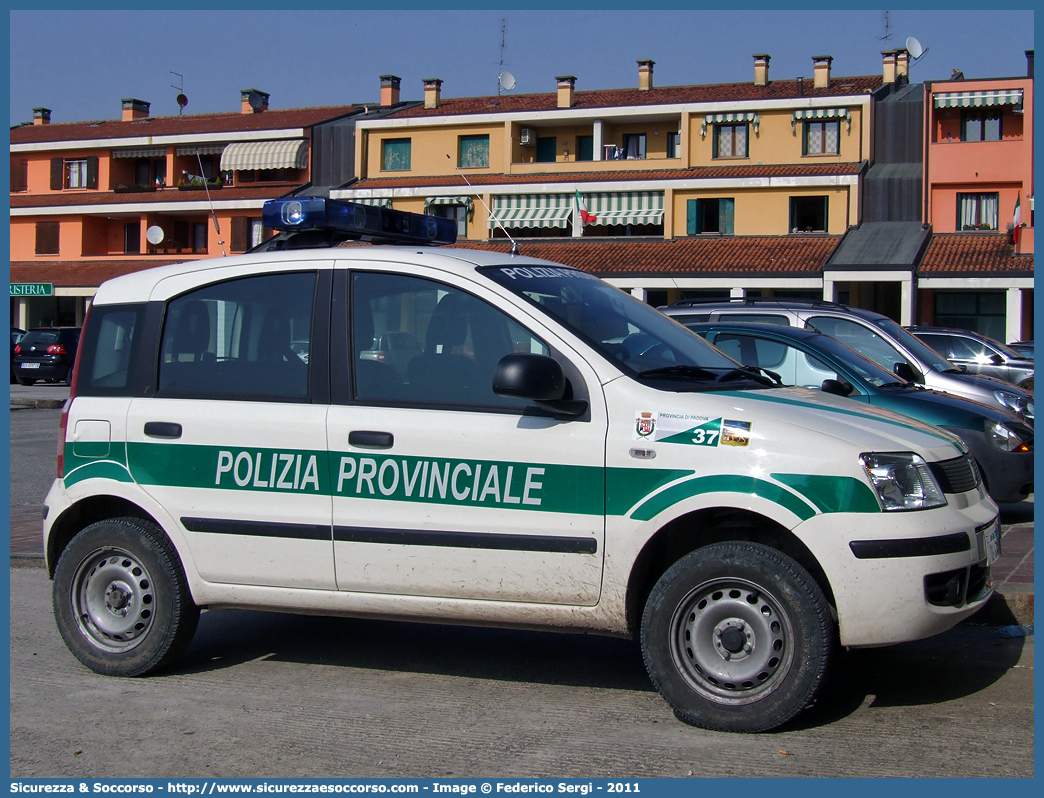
[665,297,848,309]
[249,197,457,252]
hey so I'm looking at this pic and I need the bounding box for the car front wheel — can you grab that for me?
[52,517,200,676]
[641,541,834,733]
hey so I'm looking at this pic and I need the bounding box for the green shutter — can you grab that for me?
[722,198,735,235]
[687,199,697,235]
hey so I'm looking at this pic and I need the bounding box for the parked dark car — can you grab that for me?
[13,327,82,385]
[909,326,1034,390]
[10,327,25,384]
[1008,341,1034,360]
[687,322,1034,504]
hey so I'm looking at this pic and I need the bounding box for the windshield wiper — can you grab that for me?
[636,365,719,381]
[718,366,782,387]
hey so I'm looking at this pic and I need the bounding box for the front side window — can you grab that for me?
[957,192,999,230]
[804,120,840,155]
[352,272,547,408]
[805,316,906,373]
[687,198,734,235]
[459,135,490,169]
[381,138,411,171]
[709,333,838,390]
[159,272,315,401]
[714,124,748,158]
[961,110,1002,142]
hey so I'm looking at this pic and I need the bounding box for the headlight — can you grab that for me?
[994,389,1033,420]
[985,419,1033,452]
[860,452,947,511]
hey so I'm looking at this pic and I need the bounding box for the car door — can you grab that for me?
[126,265,336,590]
[327,265,607,606]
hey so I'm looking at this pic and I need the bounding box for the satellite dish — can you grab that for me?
[146,225,165,245]
[248,91,265,111]
[906,36,928,61]
[176,94,188,109]
[498,71,516,92]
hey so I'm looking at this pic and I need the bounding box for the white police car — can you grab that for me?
[45,198,1000,733]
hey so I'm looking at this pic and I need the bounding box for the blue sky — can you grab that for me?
[8,7,1036,126]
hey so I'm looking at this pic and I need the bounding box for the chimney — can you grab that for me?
[121,98,150,122]
[380,75,401,107]
[753,54,771,86]
[1027,50,1034,78]
[556,75,576,108]
[423,78,442,110]
[882,50,897,84]
[896,49,910,80]
[813,56,832,89]
[32,107,51,125]
[240,89,269,114]
[637,59,654,91]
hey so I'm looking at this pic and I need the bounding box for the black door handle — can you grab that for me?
[144,422,183,439]
[349,430,394,448]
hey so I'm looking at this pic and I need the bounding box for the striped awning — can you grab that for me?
[489,194,573,229]
[344,197,392,207]
[220,140,308,171]
[425,195,474,211]
[112,146,166,159]
[701,112,760,135]
[792,108,851,131]
[934,89,1024,108]
[582,192,665,226]
[175,144,226,156]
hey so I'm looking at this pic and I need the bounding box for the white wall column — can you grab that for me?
[822,275,839,303]
[593,120,604,161]
[900,276,914,327]
[1006,287,1023,344]
[630,287,647,302]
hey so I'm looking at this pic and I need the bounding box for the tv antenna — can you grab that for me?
[171,71,188,115]
[497,18,511,95]
[878,10,892,41]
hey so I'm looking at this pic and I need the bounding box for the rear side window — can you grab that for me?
[806,316,904,371]
[158,272,316,401]
[76,307,143,394]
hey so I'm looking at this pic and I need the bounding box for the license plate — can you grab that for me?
[980,521,1001,566]
[20,362,39,369]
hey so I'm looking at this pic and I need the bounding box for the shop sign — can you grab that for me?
[9,283,53,297]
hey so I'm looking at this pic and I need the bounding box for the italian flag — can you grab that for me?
[575,189,597,224]
[1013,193,1022,245]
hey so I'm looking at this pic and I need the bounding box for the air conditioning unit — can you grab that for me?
[519,128,535,145]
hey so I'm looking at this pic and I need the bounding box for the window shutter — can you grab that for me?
[230,217,249,252]
[35,222,60,255]
[11,160,28,192]
[722,199,735,235]
[86,156,99,189]
[50,158,63,190]
[686,200,697,235]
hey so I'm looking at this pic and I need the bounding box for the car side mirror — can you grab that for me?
[990,353,1005,365]
[821,378,854,397]
[493,354,587,417]
[893,362,921,383]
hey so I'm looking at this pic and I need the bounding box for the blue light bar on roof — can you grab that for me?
[261,197,457,245]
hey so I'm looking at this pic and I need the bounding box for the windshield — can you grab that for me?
[871,317,957,371]
[483,265,769,390]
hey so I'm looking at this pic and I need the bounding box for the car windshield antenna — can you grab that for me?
[197,152,226,257]
[446,154,519,255]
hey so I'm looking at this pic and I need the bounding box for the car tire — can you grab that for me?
[16,377,35,386]
[52,517,200,677]
[641,541,834,733]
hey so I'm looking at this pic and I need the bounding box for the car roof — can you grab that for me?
[90,245,572,306]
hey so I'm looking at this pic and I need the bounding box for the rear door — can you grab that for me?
[126,263,336,590]
[327,264,607,605]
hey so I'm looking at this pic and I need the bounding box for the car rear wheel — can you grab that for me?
[53,517,199,676]
[16,377,35,386]
[641,541,834,733]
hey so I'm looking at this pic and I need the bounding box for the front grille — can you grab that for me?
[929,454,981,494]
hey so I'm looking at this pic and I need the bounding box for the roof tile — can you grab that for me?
[918,233,1033,275]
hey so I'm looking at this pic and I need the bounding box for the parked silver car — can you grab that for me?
[659,298,1033,423]
[909,327,1033,390]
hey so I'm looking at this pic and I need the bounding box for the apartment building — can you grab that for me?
[9,92,373,328]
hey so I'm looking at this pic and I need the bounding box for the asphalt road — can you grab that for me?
[8,565,1034,779]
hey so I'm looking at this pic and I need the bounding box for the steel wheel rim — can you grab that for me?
[669,577,795,705]
[71,548,156,653]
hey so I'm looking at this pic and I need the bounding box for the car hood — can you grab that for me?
[866,385,1027,432]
